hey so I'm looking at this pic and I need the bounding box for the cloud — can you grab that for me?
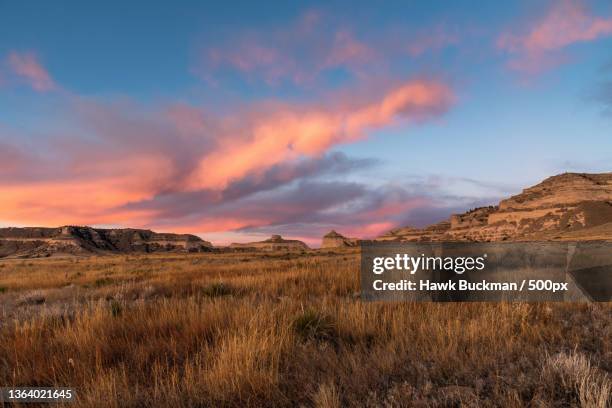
[117,153,375,222]
[184,180,427,244]
[498,0,612,73]
[215,177,501,246]
[187,80,454,190]
[226,181,424,243]
[220,152,379,201]
[0,143,28,176]
[0,78,454,243]
[6,51,56,91]
[194,11,458,86]
[118,171,505,246]
[198,13,374,85]
[323,29,375,69]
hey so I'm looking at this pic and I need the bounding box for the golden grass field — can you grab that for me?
[0,250,610,407]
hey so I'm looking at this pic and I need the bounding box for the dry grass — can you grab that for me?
[0,250,610,407]
[542,351,611,408]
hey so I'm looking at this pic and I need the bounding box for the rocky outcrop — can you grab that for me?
[229,235,309,251]
[498,173,612,210]
[378,172,612,242]
[378,221,451,242]
[0,226,212,258]
[321,230,359,248]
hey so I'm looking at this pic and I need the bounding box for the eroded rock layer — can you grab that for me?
[321,230,360,248]
[0,226,212,258]
[229,235,309,251]
[378,173,612,242]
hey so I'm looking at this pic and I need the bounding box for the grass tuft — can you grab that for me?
[541,351,611,407]
[292,309,337,342]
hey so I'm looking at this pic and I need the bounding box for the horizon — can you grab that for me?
[2,0,612,246]
[1,169,611,248]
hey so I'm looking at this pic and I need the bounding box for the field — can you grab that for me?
[0,250,610,407]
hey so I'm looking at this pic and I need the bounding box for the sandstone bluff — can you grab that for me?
[0,226,213,258]
[321,230,359,248]
[378,172,612,242]
[3,172,612,257]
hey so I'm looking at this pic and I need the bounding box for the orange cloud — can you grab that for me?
[0,155,174,227]
[498,0,612,73]
[187,80,453,190]
[1,77,454,243]
[0,181,151,226]
[7,51,56,91]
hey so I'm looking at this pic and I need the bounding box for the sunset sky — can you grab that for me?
[1,0,612,246]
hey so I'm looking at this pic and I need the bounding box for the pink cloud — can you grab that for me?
[186,80,454,190]
[498,0,612,73]
[195,11,458,86]
[341,221,396,239]
[197,11,321,85]
[0,78,454,243]
[324,30,374,68]
[7,51,56,91]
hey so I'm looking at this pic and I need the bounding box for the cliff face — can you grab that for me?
[379,221,452,242]
[0,226,213,258]
[499,173,612,211]
[379,172,612,242]
[229,235,309,251]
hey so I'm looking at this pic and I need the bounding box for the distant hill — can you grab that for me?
[0,226,212,258]
[5,172,612,259]
[379,172,612,242]
[321,230,359,248]
[229,235,309,251]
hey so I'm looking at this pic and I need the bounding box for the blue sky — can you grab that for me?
[1,0,611,245]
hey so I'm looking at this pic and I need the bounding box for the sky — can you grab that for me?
[1,0,612,246]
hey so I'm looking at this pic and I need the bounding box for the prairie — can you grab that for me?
[0,250,610,407]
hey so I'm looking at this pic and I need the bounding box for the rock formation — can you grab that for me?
[379,221,452,242]
[321,230,359,248]
[0,226,212,258]
[379,172,612,242]
[229,235,309,251]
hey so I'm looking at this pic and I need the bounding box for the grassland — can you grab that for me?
[0,250,610,407]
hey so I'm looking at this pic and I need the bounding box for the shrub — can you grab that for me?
[292,309,337,342]
[312,382,341,408]
[17,290,46,305]
[541,351,611,407]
